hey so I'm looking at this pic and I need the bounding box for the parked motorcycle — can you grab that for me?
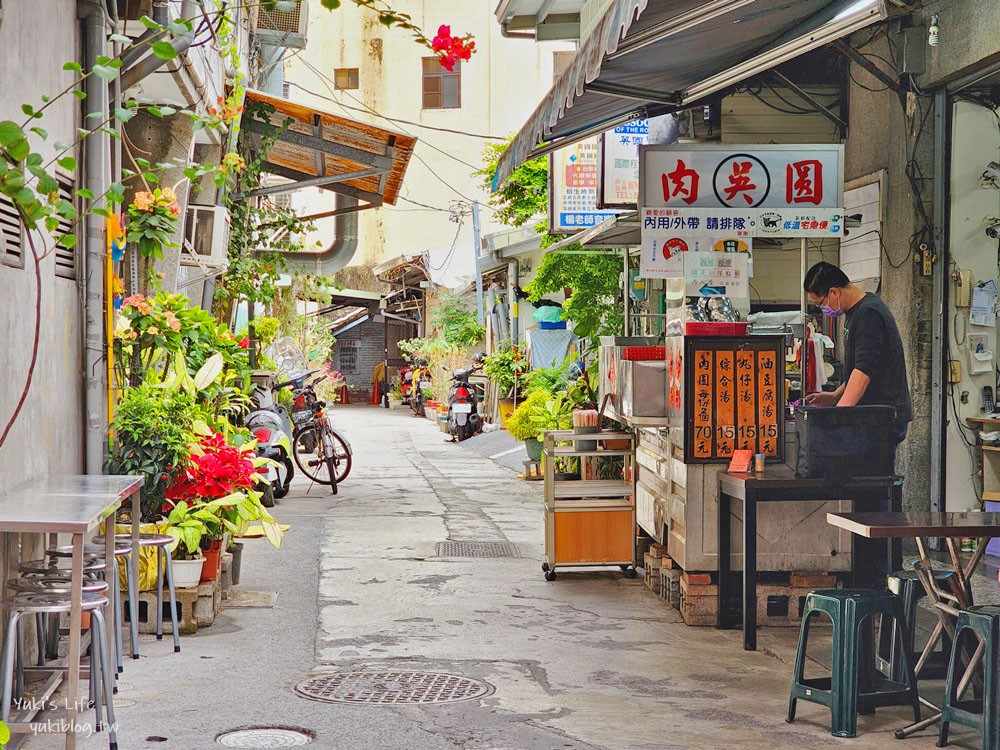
[247,374,295,507]
[445,354,485,442]
[409,360,432,418]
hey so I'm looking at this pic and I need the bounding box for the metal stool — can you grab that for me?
[47,542,132,671]
[787,589,921,738]
[5,577,109,674]
[95,533,181,655]
[19,558,107,577]
[939,605,1000,750]
[0,592,117,749]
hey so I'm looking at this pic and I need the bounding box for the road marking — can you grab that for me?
[489,445,525,460]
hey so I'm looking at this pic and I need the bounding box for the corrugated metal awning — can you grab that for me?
[242,89,416,207]
[495,0,886,185]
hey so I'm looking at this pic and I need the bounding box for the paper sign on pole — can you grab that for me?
[640,236,753,280]
[598,120,648,208]
[684,252,749,298]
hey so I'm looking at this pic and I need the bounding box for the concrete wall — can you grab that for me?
[284,0,573,285]
[945,101,1000,510]
[0,1,85,491]
[842,32,935,512]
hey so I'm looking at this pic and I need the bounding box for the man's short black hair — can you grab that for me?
[803,261,850,296]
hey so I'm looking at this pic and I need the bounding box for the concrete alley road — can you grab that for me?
[26,405,979,750]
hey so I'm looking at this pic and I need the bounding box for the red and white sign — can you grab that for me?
[640,144,843,210]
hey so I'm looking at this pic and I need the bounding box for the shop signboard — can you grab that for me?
[640,206,846,238]
[549,137,618,233]
[598,120,648,209]
[639,143,844,210]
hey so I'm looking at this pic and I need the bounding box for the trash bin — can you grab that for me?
[795,405,897,479]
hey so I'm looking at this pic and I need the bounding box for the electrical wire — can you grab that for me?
[430,217,465,272]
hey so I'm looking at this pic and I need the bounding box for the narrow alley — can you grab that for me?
[26,406,982,750]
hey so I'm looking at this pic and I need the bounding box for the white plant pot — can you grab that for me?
[172,557,205,589]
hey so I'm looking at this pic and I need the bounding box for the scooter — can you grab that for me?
[247,375,295,506]
[409,360,431,418]
[445,355,485,442]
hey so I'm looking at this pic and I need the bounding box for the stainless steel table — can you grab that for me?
[826,511,1000,740]
[2,475,142,749]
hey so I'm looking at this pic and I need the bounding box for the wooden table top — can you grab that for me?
[827,511,1000,538]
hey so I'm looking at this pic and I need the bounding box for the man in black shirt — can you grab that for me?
[803,262,911,588]
[803,262,912,452]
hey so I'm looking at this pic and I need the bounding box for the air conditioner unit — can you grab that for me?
[256,0,308,50]
[182,205,230,269]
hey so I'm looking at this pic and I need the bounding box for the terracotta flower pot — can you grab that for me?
[200,540,223,583]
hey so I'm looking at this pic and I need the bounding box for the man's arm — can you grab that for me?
[837,369,871,407]
[838,308,883,407]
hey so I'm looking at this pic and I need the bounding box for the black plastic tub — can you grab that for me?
[795,405,897,479]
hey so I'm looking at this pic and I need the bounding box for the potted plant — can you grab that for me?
[165,430,285,582]
[506,391,550,461]
[482,345,529,426]
[163,501,212,588]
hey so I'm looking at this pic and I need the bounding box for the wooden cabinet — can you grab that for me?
[542,431,636,581]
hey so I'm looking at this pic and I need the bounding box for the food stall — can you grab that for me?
[597,144,860,592]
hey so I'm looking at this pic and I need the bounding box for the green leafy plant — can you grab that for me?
[163,501,216,560]
[482,345,529,398]
[430,290,484,347]
[475,136,548,228]
[528,250,623,344]
[106,384,199,522]
[529,393,574,434]
[505,390,550,441]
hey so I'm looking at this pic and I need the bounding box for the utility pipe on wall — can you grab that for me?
[80,0,111,473]
[508,260,519,345]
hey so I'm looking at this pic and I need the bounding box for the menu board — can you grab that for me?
[684,337,784,463]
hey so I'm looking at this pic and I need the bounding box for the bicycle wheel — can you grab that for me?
[293,425,333,485]
[328,429,352,483]
[293,426,353,486]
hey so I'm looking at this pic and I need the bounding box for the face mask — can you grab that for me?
[821,304,844,318]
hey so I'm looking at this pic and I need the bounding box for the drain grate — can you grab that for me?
[435,541,519,558]
[295,670,493,705]
[216,728,313,748]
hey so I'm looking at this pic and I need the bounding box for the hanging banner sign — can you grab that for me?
[641,206,846,238]
[639,143,844,209]
[598,120,648,209]
[684,252,749,298]
[549,137,618,233]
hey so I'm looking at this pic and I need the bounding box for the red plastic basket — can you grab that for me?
[684,322,749,337]
[620,346,666,361]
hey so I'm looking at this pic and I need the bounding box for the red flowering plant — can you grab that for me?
[164,429,284,556]
[430,25,475,71]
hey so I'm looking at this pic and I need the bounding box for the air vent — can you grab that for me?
[257,0,308,49]
[54,174,77,279]
[0,194,24,269]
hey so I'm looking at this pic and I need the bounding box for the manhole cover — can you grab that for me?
[435,541,519,558]
[295,670,493,705]
[116,682,134,691]
[216,728,313,747]
[113,698,136,708]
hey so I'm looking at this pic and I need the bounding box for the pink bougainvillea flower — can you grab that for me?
[238,337,249,349]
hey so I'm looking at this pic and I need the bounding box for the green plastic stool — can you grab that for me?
[877,569,956,683]
[938,605,1000,750]
[787,589,921,738]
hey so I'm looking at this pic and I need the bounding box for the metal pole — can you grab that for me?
[247,299,257,370]
[800,237,808,331]
[930,88,949,515]
[508,260,519,345]
[472,202,484,325]
[81,0,110,474]
[623,248,631,337]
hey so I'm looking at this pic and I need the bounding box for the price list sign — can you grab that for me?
[685,338,784,463]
